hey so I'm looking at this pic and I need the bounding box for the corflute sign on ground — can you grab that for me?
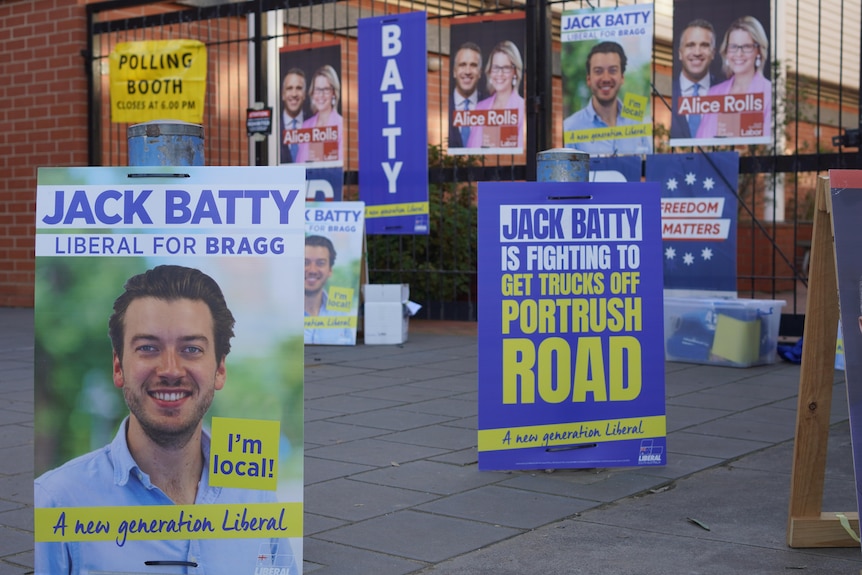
[34,166,305,574]
[477,182,666,471]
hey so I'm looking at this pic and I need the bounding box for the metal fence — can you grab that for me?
[85,0,862,332]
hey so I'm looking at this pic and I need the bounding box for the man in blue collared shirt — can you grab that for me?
[35,265,299,575]
[563,41,650,156]
[304,235,354,345]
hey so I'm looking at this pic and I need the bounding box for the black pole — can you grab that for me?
[254,1,268,166]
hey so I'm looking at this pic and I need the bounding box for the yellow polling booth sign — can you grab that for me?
[110,39,207,123]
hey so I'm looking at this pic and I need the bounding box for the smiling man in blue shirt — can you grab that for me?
[35,265,299,575]
[563,41,650,156]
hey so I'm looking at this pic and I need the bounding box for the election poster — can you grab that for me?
[645,152,738,297]
[448,14,526,156]
[561,4,653,156]
[477,181,666,471]
[280,41,344,201]
[358,11,430,235]
[670,0,772,147]
[34,167,305,574]
[304,201,365,346]
[827,170,862,526]
[589,155,642,182]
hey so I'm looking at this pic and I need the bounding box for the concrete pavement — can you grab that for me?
[1,307,860,574]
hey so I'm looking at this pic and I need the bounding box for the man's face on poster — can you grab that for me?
[113,297,226,448]
[453,47,482,99]
[679,26,714,82]
[587,51,624,108]
[282,73,306,118]
[305,245,333,296]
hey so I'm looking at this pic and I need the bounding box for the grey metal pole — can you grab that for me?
[127,120,205,167]
[536,148,590,182]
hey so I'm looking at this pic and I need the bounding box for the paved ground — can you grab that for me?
[1,308,860,574]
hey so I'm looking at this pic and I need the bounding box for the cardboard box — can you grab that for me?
[663,297,785,367]
[363,284,409,345]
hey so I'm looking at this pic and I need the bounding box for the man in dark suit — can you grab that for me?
[280,68,306,164]
[449,42,487,149]
[671,19,717,140]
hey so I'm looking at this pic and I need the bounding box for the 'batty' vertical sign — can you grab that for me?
[358,11,430,235]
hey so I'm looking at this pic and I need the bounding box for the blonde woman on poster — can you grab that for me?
[465,40,525,150]
[296,65,343,164]
[695,16,771,139]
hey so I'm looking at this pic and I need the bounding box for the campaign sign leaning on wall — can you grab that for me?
[477,182,666,471]
[304,201,365,346]
[827,170,862,520]
[358,11,430,235]
[34,167,305,575]
[110,40,207,124]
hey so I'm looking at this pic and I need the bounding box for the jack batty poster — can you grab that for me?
[477,181,666,471]
[34,166,305,574]
[304,201,365,346]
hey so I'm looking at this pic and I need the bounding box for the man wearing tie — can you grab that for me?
[449,42,487,149]
[281,68,306,164]
[671,19,718,140]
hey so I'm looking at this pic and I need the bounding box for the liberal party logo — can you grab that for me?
[254,542,295,575]
[638,439,664,465]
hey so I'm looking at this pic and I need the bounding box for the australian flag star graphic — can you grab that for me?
[645,152,739,295]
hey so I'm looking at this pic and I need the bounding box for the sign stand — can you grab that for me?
[787,175,859,548]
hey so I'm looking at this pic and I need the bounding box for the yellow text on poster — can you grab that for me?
[35,503,302,543]
[110,39,207,124]
[325,286,354,313]
[209,417,280,490]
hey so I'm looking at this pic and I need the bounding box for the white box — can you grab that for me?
[663,297,785,367]
[363,284,409,345]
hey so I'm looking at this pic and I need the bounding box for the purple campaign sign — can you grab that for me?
[358,11,429,235]
[477,181,666,470]
[645,152,739,297]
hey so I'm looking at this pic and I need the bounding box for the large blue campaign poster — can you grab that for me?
[645,152,738,297]
[477,182,666,471]
[34,167,305,573]
[358,12,429,235]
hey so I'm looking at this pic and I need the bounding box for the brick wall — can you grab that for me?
[0,0,89,307]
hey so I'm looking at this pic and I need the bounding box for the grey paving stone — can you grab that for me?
[303,512,346,537]
[0,505,33,532]
[305,394,405,415]
[350,460,502,495]
[304,455,375,485]
[352,382,461,403]
[0,425,32,450]
[417,484,594,528]
[0,526,31,559]
[428,447,478,466]
[316,510,522,563]
[685,412,796,444]
[305,437,448,467]
[401,398,476,418]
[665,404,732,432]
[501,468,668,503]
[667,431,770,459]
[305,419,388,445]
[330,408,455,431]
[305,477,438,522]
[303,537,427,575]
[378,424,477,451]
